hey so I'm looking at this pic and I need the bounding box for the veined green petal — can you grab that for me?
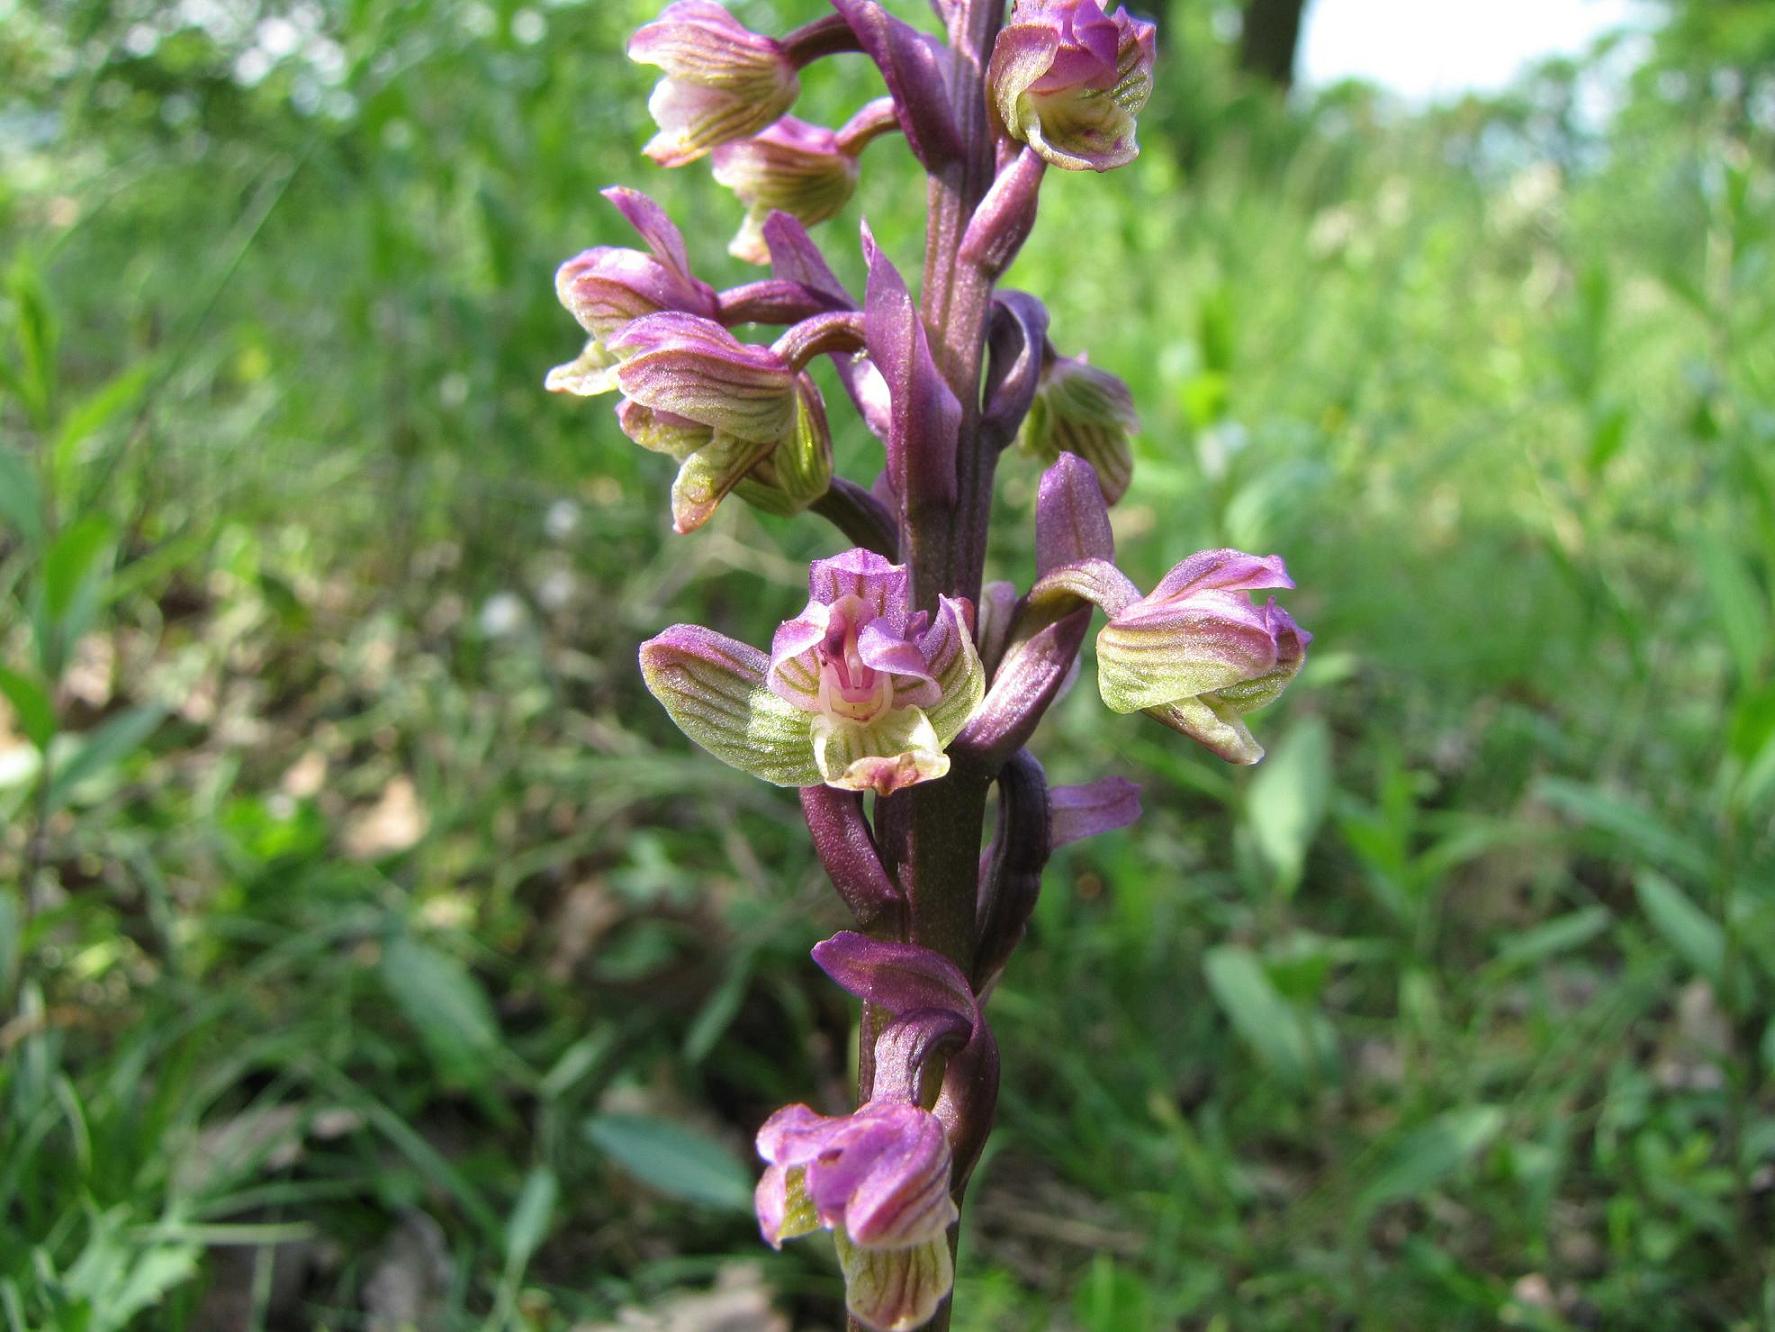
[1145,696,1265,765]
[834,1231,954,1332]
[640,626,822,786]
[544,339,621,397]
[921,598,985,747]
[671,431,776,534]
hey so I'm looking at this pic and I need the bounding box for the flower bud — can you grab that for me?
[988,0,1157,172]
[712,118,860,264]
[629,0,799,167]
[1019,352,1139,502]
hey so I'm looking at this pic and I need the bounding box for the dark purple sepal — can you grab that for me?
[973,749,1051,992]
[800,785,905,932]
[862,225,961,510]
[813,931,979,1026]
[829,0,963,171]
[763,212,856,309]
[1036,451,1115,576]
[980,291,1051,452]
[951,604,1090,768]
[1050,775,1141,848]
[960,147,1048,278]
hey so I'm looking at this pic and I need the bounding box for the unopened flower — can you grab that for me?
[629,0,799,167]
[1018,352,1139,502]
[608,312,828,530]
[639,550,984,795]
[988,0,1157,172]
[712,117,860,264]
[1093,549,1310,763]
[546,188,719,398]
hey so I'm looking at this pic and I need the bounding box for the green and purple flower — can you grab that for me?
[988,0,1157,172]
[640,549,984,795]
[629,0,800,167]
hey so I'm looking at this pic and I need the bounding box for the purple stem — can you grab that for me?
[866,3,1012,1328]
[783,12,864,67]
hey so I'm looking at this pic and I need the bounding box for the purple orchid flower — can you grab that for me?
[607,311,830,532]
[988,0,1158,172]
[713,117,861,264]
[628,0,800,167]
[544,188,719,398]
[640,549,984,795]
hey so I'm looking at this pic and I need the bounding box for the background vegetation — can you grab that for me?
[3,0,1774,1326]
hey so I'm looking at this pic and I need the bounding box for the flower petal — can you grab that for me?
[639,625,821,785]
[835,1231,954,1332]
[1144,694,1265,765]
[811,707,949,795]
[755,1162,820,1249]
[918,596,986,746]
[544,339,622,397]
[1148,548,1294,602]
[1094,595,1280,713]
[807,548,909,628]
[670,431,776,533]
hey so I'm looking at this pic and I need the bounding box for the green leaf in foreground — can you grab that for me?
[584,1113,753,1211]
[1357,1105,1505,1216]
[1634,869,1723,985]
[47,705,165,809]
[379,935,502,1083]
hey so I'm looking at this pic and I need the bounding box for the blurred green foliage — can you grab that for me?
[3,0,1775,1327]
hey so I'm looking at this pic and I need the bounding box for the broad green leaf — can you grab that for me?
[1357,1105,1505,1215]
[47,705,164,809]
[503,1168,557,1273]
[583,1113,753,1211]
[0,446,43,545]
[380,935,501,1084]
[1248,716,1333,892]
[1204,944,1313,1087]
[1634,869,1723,984]
[43,515,115,622]
[0,664,55,749]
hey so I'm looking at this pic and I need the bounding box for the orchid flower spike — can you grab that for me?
[639,549,985,795]
[988,0,1157,172]
[628,0,800,167]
